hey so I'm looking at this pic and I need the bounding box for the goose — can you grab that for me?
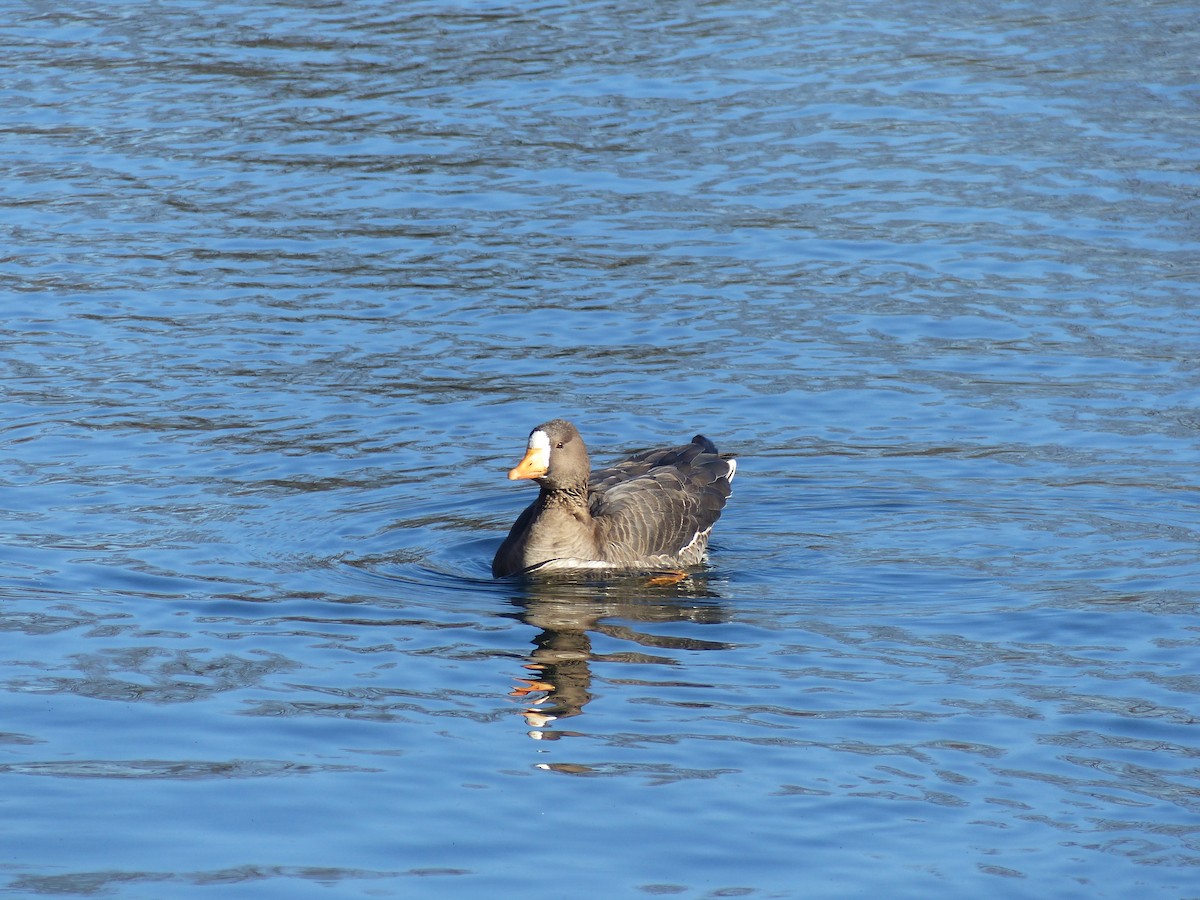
[492,419,736,577]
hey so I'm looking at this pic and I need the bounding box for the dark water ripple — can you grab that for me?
[2,0,1199,897]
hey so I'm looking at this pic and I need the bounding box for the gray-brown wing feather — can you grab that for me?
[589,437,733,563]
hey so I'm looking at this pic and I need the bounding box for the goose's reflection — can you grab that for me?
[500,571,732,738]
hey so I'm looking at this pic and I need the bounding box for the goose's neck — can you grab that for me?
[538,483,590,515]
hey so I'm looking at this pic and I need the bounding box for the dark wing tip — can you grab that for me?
[691,434,719,454]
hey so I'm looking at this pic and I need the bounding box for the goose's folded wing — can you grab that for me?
[590,455,733,561]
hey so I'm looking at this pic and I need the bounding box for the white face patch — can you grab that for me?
[512,428,551,476]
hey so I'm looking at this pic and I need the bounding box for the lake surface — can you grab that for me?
[2,0,1198,896]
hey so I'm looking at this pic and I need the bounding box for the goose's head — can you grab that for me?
[507,419,590,491]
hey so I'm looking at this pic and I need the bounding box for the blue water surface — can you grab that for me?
[2,0,1199,897]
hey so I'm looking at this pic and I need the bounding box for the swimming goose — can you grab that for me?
[492,419,736,577]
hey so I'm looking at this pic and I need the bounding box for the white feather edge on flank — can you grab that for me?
[677,526,713,557]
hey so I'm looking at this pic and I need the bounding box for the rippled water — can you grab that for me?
[3,0,1199,897]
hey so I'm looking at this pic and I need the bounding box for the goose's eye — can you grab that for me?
[555,441,564,449]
